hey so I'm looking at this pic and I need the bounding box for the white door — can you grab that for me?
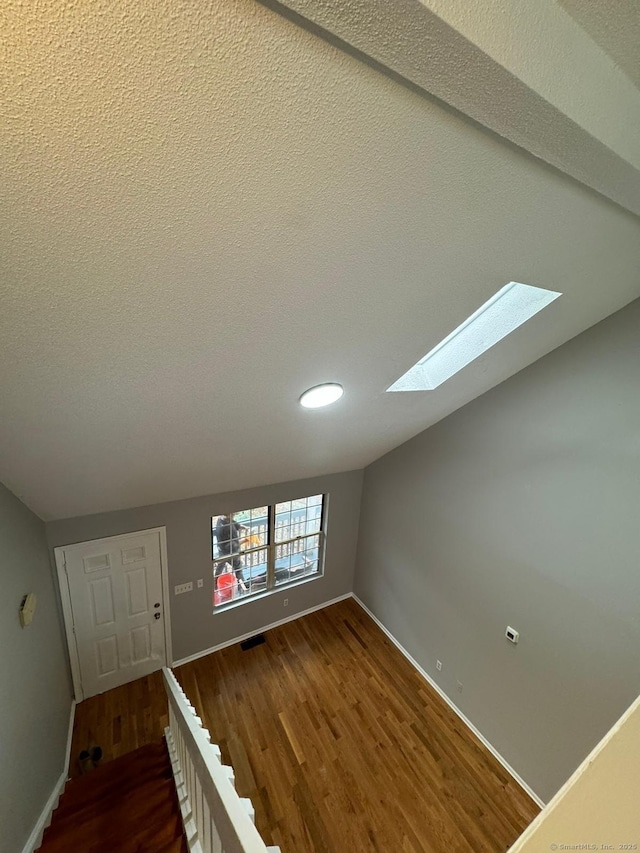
[58,529,169,700]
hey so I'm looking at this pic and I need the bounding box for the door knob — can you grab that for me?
[154,602,161,608]
[154,612,161,620]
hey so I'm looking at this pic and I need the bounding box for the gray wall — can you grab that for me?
[0,482,73,853]
[353,298,640,804]
[47,469,363,663]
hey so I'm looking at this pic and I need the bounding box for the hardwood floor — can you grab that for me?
[69,670,168,779]
[41,741,187,853]
[176,599,538,852]
[71,598,539,851]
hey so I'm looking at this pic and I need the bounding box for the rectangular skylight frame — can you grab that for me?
[387,282,561,392]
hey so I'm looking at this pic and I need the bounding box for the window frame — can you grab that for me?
[212,494,326,611]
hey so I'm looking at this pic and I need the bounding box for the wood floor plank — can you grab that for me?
[69,671,168,778]
[40,741,187,853]
[174,599,538,852]
[70,599,538,850]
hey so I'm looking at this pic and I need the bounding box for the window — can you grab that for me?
[212,494,325,609]
[387,282,561,391]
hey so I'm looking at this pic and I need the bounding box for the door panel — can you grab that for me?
[131,624,151,662]
[63,530,167,698]
[90,576,116,626]
[83,552,111,572]
[97,636,119,676]
[125,567,149,616]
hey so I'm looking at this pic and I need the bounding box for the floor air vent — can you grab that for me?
[240,634,265,651]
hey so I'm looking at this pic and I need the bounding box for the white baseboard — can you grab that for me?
[22,699,76,853]
[350,593,546,809]
[171,589,545,807]
[172,592,352,667]
[63,699,76,778]
[21,770,68,853]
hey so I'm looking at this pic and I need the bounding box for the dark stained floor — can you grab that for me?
[70,669,168,778]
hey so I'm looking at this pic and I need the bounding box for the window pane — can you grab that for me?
[273,551,294,585]
[244,516,269,549]
[242,548,269,597]
[213,547,269,607]
[275,509,292,543]
[275,496,324,542]
[304,503,322,535]
[212,513,238,558]
[274,534,320,586]
[299,544,319,577]
[212,507,267,559]
[212,560,237,606]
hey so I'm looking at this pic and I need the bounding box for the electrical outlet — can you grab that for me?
[457,680,463,693]
[174,582,193,595]
[283,598,289,607]
[505,626,520,644]
[197,579,204,589]
[436,660,442,671]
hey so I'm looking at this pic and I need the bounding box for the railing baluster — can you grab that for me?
[211,816,223,853]
[201,797,213,853]
[162,667,279,853]
[193,773,202,845]
[189,755,197,808]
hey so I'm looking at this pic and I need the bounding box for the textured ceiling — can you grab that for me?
[266,0,640,214]
[557,0,640,89]
[1,0,640,520]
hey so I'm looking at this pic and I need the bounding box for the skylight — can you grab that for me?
[387,282,561,392]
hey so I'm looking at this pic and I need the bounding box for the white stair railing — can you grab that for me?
[162,667,280,853]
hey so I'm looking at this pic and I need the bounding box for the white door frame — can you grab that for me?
[54,527,172,702]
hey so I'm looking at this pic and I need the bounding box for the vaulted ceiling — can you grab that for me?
[556,0,640,88]
[2,0,640,520]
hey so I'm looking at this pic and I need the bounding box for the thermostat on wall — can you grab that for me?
[505,626,519,644]
[19,593,37,627]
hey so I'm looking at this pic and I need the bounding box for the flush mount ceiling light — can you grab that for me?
[299,383,344,408]
[387,282,561,392]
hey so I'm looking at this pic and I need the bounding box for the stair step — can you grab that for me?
[69,741,167,780]
[41,782,178,850]
[39,740,187,853]
[55,758,172,816]
[103,810,184,853]
[57,744,170,812]
[43,778,176,839]
[67,743,168,784]
[156,836,189,853]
